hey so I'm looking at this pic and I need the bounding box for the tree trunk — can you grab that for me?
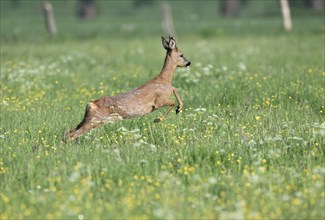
[221,0,241,17]
[280,0,292,32]
[42,1,57,36]
[78,0,97,19]
[161,2,175,37]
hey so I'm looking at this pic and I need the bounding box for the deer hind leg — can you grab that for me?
[66,102,125,140]
[65,102,108,140]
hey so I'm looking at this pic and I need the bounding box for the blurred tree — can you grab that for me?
[220,0,241,17]
[133,0,155,8]
[10,0,20,8]
[292,0,324,10]
[310,0,324,11]
[77,0,98,19]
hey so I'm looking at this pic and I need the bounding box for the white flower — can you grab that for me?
[194,107,206,112]
[238,62,246,71]
[69,172,80,182]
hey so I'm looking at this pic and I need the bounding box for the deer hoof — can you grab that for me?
[176,106,182,114]
[153,117,163,123]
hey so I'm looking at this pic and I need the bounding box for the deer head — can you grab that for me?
[162,36,191,68]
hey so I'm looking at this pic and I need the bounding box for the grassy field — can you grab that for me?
[1,0,324,219]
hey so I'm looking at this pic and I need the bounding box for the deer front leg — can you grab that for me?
[173,88,183,114]
[153,99,175,123]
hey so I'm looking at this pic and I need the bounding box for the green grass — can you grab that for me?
[1,0,324,219]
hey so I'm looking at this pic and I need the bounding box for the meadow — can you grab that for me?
[0,0,324,219]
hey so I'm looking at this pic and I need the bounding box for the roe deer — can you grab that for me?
[65,36,191,140]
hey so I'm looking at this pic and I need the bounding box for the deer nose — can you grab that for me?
[186,61,191,67]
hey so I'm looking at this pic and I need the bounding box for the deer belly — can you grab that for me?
[110,91,156,118]
[122,104,154,118]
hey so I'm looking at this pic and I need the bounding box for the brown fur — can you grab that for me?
[65,37,190,140]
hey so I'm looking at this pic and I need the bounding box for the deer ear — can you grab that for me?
[162,37,169,50]
[168,37,176,50]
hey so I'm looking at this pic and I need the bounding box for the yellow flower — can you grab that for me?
[292,198,300,206]
[255,116,262,121]
[1,193,9,203]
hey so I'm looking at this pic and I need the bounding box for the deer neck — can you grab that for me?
[157,55,177,84]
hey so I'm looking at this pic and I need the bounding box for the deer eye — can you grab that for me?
[180,54,183,57]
